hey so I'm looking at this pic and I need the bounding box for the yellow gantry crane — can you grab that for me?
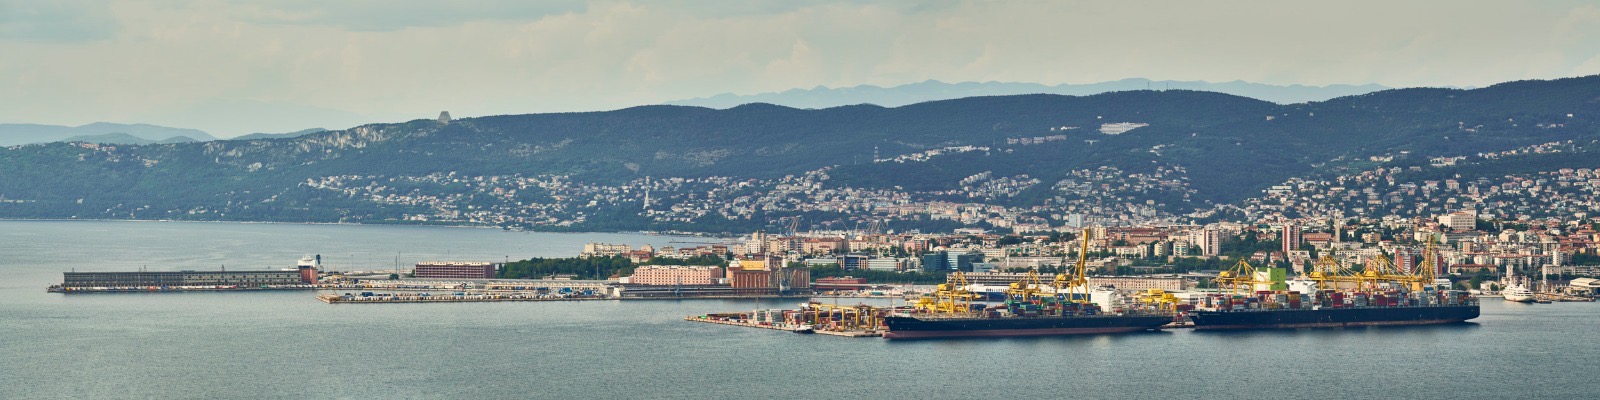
[1053,228,1093,304]
[1137,288,1182,311]
[1395,236,1441,292]
[1005,268,1049,302]
[1357,254,1404,292]
[804,302,884,330]
[1216,259,1274,295]
[1307,251,1363,291]
[1307,237,1442,293]
[915,271,978,315]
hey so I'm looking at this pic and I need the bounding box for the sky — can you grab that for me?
[3,0,1599,137]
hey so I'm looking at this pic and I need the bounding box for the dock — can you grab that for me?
[684,314,883,338]
[48,285,316,294]
[317,292,604,304]
[1536,292,1595,302]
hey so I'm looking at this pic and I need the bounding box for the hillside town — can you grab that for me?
[302,154,1201,233]
[298,139,1599,255]
[583,204,1600,296]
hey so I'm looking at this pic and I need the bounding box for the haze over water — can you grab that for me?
[0,221,1592,398]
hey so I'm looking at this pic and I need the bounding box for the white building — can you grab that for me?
[1439,210,1477,232]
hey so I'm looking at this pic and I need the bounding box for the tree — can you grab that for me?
[388,273,399,280]
[1571,253,1600,266]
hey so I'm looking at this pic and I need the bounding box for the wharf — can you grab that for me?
[1536,293,1594,302]
[618,294,814,301]
[683,315,882,338]
[318,293,604,304]
[49,285,316,294]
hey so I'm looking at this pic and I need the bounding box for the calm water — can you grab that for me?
[0,221,1593,399]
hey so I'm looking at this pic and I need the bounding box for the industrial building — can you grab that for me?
[629,265,724,285]
[414,262,497,279]
[61,270,308,288]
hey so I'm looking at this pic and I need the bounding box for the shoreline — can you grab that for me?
[0,218,735,238]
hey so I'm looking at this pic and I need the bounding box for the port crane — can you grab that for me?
[1004,268,1049,303]
[1361,237,1444,292]
[1306,238,1443,293]
[914,271,978,315]
[1052,229,1093,304]
[1136,288,1182,311]
[1216,259,1274,295]
[1306,251,1363,291]
[801,302,885,331]
[1402,237,1442,292]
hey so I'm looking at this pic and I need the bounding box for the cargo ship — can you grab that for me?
[883,307,1172,339]
[1188,289,1479,329]
[1189,247,1479,330]
[883,230,1174,339]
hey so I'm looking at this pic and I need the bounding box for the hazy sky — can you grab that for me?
[3,0,1599,137]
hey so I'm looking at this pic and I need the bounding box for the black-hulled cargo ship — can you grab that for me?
[882,313,1172,339]
[883,295,1174,339]
[1188,290,1479,330]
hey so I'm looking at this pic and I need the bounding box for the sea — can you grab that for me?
[0,220,1594,399]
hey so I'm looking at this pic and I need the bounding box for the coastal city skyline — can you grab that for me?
[6,1,1600,398]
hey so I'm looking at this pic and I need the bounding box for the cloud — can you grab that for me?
[0,0,120,42]
[229,0,587,32]
[3,0,1600,137]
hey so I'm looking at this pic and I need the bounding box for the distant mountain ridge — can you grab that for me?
[230,128,327,141]
[668,78,1391,109]
[0,123,329,146]
[59,133,206,145]
[0,122,217,146]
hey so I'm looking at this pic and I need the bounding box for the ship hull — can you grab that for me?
[1189,305,1479,330]
[882,315,1170,339]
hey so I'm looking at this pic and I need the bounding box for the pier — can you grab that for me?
[684,314,882,338]
[317,292,605,304]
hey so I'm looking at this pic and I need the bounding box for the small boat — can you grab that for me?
[792,325,815,334]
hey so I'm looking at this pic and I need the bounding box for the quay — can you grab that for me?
[684,314,882,338]
[319,289,818,304]
[48,284,315,293]
[317,292,603,304]
[1536,293,1595,302]
[685,301,894,338]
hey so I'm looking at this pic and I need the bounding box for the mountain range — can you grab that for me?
[229,128,328,141]
[668,79,1392,109]
[0,123,328,146]
[0,75,1594,232]
[0,122,218,146]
